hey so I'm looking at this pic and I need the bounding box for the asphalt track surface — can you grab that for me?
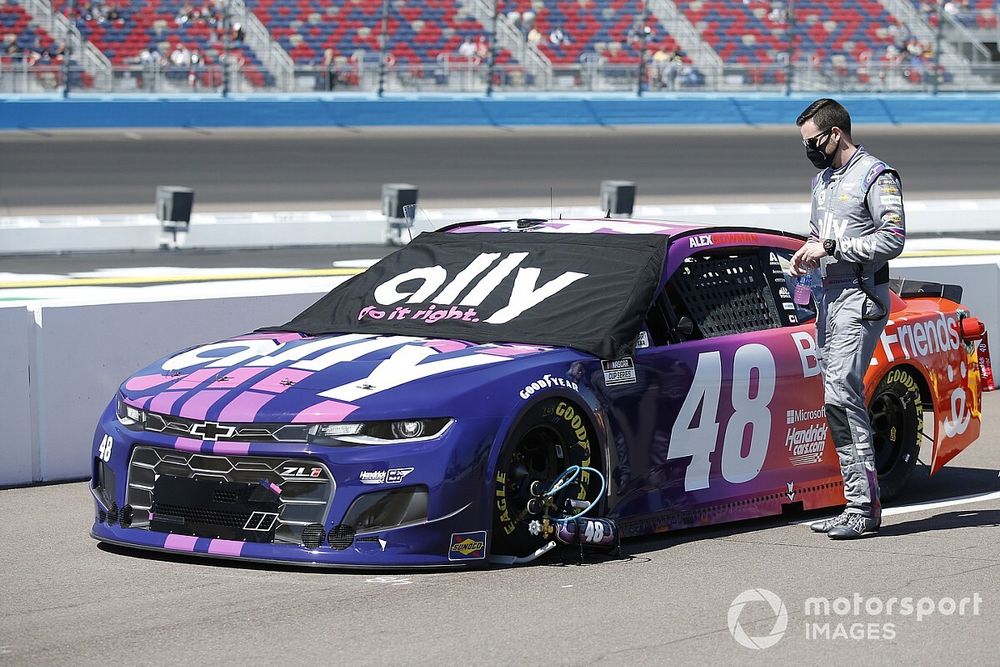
[2,125,999,215]
[3,125,1000,664]
[2,392,999,665]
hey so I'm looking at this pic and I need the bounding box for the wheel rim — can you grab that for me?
[870,391,906,473]
[501,426,564,530]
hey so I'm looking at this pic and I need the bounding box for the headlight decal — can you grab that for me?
[308,418,454,446]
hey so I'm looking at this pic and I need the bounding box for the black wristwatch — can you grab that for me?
[822,238,837,256]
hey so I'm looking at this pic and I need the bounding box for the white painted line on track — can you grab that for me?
[800,488,1000,525]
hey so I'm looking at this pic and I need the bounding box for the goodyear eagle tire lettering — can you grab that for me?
[870,366,923,500]
[492,399,597,558]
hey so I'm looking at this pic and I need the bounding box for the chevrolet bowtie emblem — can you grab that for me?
[191,421,236,442]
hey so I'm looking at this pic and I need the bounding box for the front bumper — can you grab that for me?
[89,411,499,568]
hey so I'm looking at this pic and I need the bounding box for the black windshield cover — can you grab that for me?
[276,231,667,358]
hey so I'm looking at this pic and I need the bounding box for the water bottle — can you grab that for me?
[794,271,815,305]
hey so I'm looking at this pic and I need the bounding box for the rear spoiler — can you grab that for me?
[889,277,963,304]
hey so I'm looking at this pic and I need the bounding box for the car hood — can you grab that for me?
[119,332,586,422]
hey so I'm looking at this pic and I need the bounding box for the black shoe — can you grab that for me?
[810,512,849,533]
[827,513,880,539]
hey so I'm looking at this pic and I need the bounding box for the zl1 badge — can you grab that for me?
[602,357,636,386]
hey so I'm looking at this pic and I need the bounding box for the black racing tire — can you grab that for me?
[869,367,923,501]
[491,398,598,559]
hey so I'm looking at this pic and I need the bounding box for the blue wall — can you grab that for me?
[1,93,998,129]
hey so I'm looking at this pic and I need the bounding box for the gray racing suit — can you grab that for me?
[809,146,906,519]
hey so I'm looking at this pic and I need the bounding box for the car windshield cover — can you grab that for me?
[271,231,667,358]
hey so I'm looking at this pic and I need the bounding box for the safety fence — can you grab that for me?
[5,58,1000,95]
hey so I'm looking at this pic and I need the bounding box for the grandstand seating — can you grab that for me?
[914,1,999,29]
[678,0,940,84]
[53,0,273,87]
[1,0,92,87]
[505,0,684,65]
[5,0,980,90]
[245,0,505,67]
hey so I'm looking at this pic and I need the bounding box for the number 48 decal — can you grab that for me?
[98,434,113,462]
[668,344,776,491]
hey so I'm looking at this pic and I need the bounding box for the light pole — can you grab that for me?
[377,0,390,97]
[784,0,795,96]
[486,0,499,96]
[636,1,648,97]
[221,0,231,96]
[932,0,944,95]
[64,0,75,97]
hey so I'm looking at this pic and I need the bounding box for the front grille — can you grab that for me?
[126,446,335,546]
[119,504,134,528]
[212,489,241,504]
[301,523,326,549]
[142,412,310,443]
[328,524,356,550]
[153,503,249,530]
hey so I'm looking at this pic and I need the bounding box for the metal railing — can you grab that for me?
[0,60,229,94]
[6,58,1000,95]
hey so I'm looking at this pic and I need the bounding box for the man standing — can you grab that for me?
[790,98,906,539]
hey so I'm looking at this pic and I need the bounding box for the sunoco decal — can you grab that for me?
[448,531,487,561]
[602,357,636,386]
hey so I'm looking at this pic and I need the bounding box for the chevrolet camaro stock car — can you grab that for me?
[90,218,993,567]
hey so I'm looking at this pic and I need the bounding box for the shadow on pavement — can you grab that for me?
[618,465,999,557]
[878,509,1000,537]
[91,466,998,569]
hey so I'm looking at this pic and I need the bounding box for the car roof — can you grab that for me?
[441,217,708,236]
[441,217,807,243]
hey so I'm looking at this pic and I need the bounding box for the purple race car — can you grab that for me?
[90,218,989,567]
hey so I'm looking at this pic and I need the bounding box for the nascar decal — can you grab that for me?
[602,357,636,386]
[448,531,487,561]
[277,232,668,359]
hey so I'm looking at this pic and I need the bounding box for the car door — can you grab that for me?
[619,237,842,531]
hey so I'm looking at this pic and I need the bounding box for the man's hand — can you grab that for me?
[790,241,827,276]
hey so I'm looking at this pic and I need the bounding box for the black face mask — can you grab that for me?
[805,131,836,169]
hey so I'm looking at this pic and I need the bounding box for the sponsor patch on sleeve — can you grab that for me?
[863,161,888,189]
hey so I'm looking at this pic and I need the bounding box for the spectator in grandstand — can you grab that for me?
[231,22,245,43]
[527,26,543,45]
[549,25,570,47]
[321,47,338,90]
[660,57,681,90]
[768,2,787,24]
[176,4,193,26]
[458,37,476,59]
[170,44,192,67]
[475,36,490,60]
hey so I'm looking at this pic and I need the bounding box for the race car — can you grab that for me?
[90,218,992,567]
